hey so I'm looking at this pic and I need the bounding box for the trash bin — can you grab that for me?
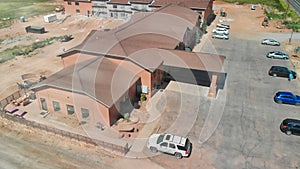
[20,16,25,23]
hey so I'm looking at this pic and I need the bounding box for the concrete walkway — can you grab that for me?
[125,91,164,158]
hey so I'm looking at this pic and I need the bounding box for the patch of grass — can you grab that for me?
[223,0,285,10]
[0,37,56,63]
[0,0,56,29]
[223,0,300,32]
[0,39,3,43]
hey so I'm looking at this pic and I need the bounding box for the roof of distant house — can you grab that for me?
[150,0,211,9]
[108,0,130,4]
[130,0,154,4]
[63,0,91,2]
[31,57,142,108]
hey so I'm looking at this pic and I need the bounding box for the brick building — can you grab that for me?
[31,4,225,126]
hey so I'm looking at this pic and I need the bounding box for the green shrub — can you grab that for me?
[295,47,300,54]
[140,94,147,102]
[0,37,57,63]
[79,121,87,125]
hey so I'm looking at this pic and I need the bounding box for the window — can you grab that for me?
[52,101,60,112]
[177,145,187,151]
[75,1,79,5]
[81,108,89,119]
[160,142,168,147]
[68,1,72,5]
[169,143,175,149]
[113,4,117,8]
[157,134,164,144]
[76,9,80,13]
[40,98,47,111]
[120,5,125,9]
[67,104,75,115]
[120,12,125,17]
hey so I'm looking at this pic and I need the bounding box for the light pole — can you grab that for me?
[289,26,295,44]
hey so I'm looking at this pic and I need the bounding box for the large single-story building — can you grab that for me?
[31,4,226,126]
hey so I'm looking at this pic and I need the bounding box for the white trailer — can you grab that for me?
[43,14,57,23]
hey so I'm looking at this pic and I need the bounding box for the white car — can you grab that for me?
[147,133,192,159]
[266,51,289,59]
[217,23,230,29]
[212,29,229,35]
[261,39,280,46]
[212,33,229,40]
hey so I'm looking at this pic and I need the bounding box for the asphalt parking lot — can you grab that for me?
[149,28,300,168]
[207,33,300,168]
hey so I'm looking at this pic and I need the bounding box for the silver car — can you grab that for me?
[261,39,280,46]
[212,33,229,40]
[266,51,289,59]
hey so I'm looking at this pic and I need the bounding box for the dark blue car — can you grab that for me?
[274,92,300,105]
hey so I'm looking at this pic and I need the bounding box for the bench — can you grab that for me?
[14,110,27,117]
[5,107,18,114]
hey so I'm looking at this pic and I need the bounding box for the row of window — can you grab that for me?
[68,1,79,5]
[40,98,89,119]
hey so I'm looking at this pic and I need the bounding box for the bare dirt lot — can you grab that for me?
[0,11,124,99]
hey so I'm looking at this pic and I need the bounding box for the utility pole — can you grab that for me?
[289,26,294,44]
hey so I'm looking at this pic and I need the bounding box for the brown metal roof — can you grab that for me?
[60,4,199,69]
[58,5,200,75]
[31,57,141,108]
[158,49,225,72]
[150,0,211,9]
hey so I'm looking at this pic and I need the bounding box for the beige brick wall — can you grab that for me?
[36,88,112,125]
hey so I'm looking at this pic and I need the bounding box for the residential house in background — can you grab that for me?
[64,0,214,22]
[31,4,226,127]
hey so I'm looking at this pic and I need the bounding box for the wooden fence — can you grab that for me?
[0,90,130,155]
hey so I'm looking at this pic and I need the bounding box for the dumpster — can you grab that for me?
[25,26,45,34]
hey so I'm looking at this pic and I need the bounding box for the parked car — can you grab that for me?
[274,91,300,105]
[215,27,227,31]
[280,118,300,135]
[212,33,229,40]
[261,39,280,46]
[147,133,192,159]
[268,66,296,79]
[217,23,230,29]
[266,51,289,59]
[212,29,229,35]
